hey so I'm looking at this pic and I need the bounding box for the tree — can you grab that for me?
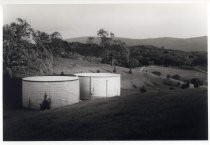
[3,18,53,76]
[97,29,110,59]
[32,30,51,50]
[171,74,180,80]
[128,58,139,74]
[49,32,65,56]
[97,29,114,65]
[50,31,62,40]
[3,18,33,72]
[191,78,203,88]
[110,32,115,39]
[108,32,115,66]
[86,37,94,44]
[110,39,128,67]
[97,29,109,45]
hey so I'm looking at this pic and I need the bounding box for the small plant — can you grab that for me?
[128,68,132,74]
[181,81,190,89]
[191,78,203,88]
[176,82,181,87]
[166,74,171,79]
[171,74,180,80]
[40,93,51,111]
[152,71,161,76]
[140,85,147,93]
[60,71,64,76]
[113,66,117,73]
[169,87,175,90]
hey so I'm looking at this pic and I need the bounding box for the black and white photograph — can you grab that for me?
[1,1,209,141]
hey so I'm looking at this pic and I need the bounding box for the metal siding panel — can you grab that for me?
[22,81,29,108]
[22,79,80,109]
[77,74,121,99]
[91,77,107,97]
[107,77,117,97]
[117,76,121,96]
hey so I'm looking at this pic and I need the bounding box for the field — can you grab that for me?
[135,65,207,82]
[3,57,208,140]
[3,88,208,140]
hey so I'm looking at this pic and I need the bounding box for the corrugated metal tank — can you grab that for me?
[74,73,121,100]
[22,76,79,109]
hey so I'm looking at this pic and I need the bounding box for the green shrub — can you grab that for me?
[166,74,171,79]
[129,58,139,68]
[40,93,51,111]
[113,66,117,73]
[181,81,190,89]
[171,74,180,80]
[60,71,64,76]
[128,68,132,74]
[152,71,161,76]
[140,86,147,93]
[169,87,175,90]
[191,78,203,88]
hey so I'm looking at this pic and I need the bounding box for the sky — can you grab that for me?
[3,4,207,39]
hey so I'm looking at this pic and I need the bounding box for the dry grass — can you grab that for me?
[3,57,208,140]
[135,65,207,82]
[52,57,162,90]
[3,88,208,140]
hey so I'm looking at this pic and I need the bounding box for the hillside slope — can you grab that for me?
[4,88,208,140]
[53,57,207,88]
[66,36,207,52]
[4,57,208,140]
[52,57,161,90]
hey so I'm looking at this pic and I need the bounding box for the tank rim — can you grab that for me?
[74,73,120,78]
[22,76,79,82]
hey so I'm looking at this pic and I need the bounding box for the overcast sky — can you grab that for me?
[3,4,207,39]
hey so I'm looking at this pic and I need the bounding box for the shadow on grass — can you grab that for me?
[3,75,22,110]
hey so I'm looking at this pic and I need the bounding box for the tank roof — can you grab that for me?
[22,76,78,82]
[74,73,120,77]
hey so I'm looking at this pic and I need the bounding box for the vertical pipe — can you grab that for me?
[27,43,29,76]
[106,80,108,97]
[90,76,92,100]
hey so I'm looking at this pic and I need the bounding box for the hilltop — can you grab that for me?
[66,36,207,52]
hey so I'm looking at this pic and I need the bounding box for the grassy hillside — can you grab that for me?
[4,88,208,140]
[3,18,208,140]
[66,36,207,52]
[53,57,186,90]
[3,57,208,140]
[4,57,207,110]
[134,65,207,82]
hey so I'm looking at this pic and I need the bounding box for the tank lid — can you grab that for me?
[22,76,78,82]
[74,73,120,77]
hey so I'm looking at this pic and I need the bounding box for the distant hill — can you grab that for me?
[66,36,207,52]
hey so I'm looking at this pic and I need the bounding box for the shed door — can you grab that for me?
[91,78,107,98]
[107,78,118,97]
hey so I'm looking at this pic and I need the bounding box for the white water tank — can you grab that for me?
[74,73,121,100]
[22,76,79,109]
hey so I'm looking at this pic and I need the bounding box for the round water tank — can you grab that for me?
[74,73,121,100]
[22,76,79,109]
